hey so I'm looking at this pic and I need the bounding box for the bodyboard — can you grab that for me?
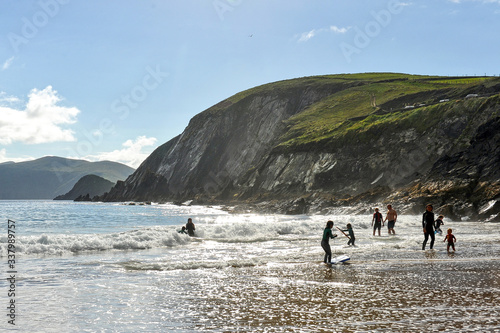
[328,255,350,264]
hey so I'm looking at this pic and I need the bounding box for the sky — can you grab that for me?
[0,0,499,168]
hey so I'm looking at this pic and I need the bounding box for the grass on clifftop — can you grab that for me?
[274,73,499,151]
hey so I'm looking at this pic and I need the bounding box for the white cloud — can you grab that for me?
[0,91,21,105]
[298,29,317,42]
[297,25,350,42]
[0,86,80,145]
[2,56,14,71]
[330,26,350,34]
[85,136,158,168]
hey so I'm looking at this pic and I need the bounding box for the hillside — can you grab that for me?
[99,73,500,221]
[54,174,116,200]
[0,156,134,199]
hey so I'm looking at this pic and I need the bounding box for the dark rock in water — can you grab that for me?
[74,193,92,202]
[97,74,500,221]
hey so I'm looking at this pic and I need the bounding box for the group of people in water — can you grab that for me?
[422,204,456,252]
[178,218,196,236]
[176,205,458,265]
[321,203,458,263]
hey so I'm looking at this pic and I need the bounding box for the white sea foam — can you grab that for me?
[2,211,499,261]
[0,227,192,256]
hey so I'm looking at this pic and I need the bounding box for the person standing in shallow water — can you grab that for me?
[321,220,338,263]
[341,223,355,246]
[384,204,397,235]
[372,207,383,236]
[444,228,457,252]
[186,218,196,237]
[422,204,435,250]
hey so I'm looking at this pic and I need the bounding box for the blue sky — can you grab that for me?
[1,0,499,168]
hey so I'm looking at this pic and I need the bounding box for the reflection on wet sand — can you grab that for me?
[176,259,500,332]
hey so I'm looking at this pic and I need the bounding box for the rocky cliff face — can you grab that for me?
[102,79,352,201]
[100,74,500,221]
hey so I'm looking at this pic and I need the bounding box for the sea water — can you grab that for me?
[0,200,499,332]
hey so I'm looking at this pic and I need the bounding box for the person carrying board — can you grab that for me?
[321,220,338,263]
[340,223,355,246]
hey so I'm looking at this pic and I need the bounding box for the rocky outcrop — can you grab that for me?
[99,74,500,221]
[394,116,500,221]
[54,174,115,200]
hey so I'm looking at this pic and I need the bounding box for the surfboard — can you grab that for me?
[336,227,351,239]
[327,255,350,264]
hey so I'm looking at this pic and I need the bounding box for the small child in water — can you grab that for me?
[443,228,456,252]
[434,215,444,234]
[341,223,355,246]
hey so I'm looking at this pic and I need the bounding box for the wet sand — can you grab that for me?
[168,257,500,332]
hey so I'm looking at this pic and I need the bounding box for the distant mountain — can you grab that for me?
[0,156,134,199]
[54,174,115,200]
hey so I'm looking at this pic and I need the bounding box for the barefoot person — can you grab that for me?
[444,228,457,252]
[384,204,398,235]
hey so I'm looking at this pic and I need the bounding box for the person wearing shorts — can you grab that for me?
[384,204,397,235]
[443,228,456,252]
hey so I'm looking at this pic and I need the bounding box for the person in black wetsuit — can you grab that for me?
[422,204,435,250]
[372,208,383,236]
[321,220,338,263]
[186,218,196,237]
[434,215,444,234]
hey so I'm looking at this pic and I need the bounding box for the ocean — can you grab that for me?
[0,200,499,332]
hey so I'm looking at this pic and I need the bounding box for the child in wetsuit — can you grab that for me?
[443,228,456,252]
[341,223,355,246]
[434,215,444,234]
[321,220,338,263]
